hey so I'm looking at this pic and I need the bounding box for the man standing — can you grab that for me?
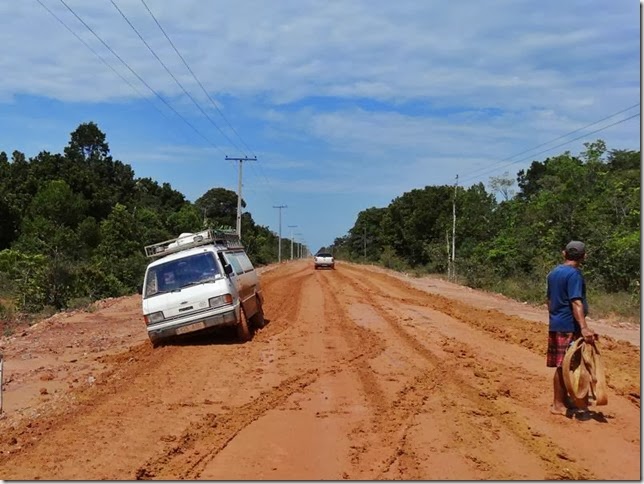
[546,240,596,415]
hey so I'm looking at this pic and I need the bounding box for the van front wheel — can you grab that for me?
[249,296,266,329]
[149,335,162,348]
[237,310,251,342]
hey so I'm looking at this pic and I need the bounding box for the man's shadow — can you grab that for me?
[561,408,609,422]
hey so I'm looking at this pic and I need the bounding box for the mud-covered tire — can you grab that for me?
[237,310,251,342]
[249,296,266,329]
[149,335,162,348]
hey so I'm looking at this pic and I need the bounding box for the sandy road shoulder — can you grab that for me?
[348,263,639,347]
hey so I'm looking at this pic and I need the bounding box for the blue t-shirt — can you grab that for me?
[546,264,588,332]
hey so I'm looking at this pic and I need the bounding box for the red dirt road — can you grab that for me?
[0,261,640,480]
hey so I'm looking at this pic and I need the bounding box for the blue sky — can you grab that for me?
[0,0,640,253]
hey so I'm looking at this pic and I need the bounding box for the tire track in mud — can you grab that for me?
[316,269,430,479]
[0,342,163,456]
[315,271,388,411]
[334,266,596,480]
[1,262,631,479]
[327,269,455,478]
[341,264,640,405]
[0,264,315,480]
[140,267,403,481]
[253,265,312,340]
[134,318,390,479]
[134,264,374,480]
[133,265,316,479]
[134,370,321,480]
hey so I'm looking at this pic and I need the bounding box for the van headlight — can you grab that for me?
[144,311,165,324]
[209,294,233,308]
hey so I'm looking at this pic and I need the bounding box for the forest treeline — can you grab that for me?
[0,122,294,318]
[0,123,639,322]
[329,140,640,318]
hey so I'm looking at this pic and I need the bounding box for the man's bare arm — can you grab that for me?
[571,299,595,342]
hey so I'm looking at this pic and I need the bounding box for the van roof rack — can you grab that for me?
[144,228,244,258]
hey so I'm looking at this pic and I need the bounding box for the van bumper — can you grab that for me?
[147,307,238,341]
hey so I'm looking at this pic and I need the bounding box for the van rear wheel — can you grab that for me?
[237,310,251,342]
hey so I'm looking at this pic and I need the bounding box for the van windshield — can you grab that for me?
[144,252,220,298]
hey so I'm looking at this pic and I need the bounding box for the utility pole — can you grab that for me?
[446,230,451,279]
[295,232,303,259]
[288,225,298,260]
[451,174,458,281]
[225,155,257,239]
[363,226,367,260]
[273,205,287,263]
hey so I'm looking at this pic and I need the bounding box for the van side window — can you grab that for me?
[237,252,254,273]
[224,252,244,275]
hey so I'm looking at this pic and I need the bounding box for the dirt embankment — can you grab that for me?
[0,261,639,480]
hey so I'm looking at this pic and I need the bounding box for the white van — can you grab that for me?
[140,229,264,346]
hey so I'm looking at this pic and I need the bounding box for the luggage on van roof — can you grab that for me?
[144,228,243,259]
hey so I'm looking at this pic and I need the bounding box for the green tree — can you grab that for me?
[195,187,241,228]
[64,122,110,162]
[94,204,147,293]
[166,204,203,235]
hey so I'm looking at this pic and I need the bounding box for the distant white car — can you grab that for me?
[314,252,335,270]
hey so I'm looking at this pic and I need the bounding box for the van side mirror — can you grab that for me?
[224,264,233,275]
[137,284,143,295]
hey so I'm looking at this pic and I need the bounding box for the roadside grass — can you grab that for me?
[473,280,639,323]
[482,278,639,323]
[588,290,640,322]
[360,260,641,325]
[67,297,98,313]
[0,300,100,338]
[0,297,17,336]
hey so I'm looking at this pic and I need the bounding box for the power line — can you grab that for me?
[110,0,282,231]
[58,0,227,157]
[462,103,640,181]
[109,0,243,155]
[246,157,278,205]
[37,0,173,123]
[122,0,282,215]
[138,0,284,212]
[460,111,640,185]
[139,0,256,157]
[42,0,282,241]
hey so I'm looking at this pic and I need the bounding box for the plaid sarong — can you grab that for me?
[546,331,580,368]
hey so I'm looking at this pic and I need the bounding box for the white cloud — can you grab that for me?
[0,1,636,108]
[0,0,638,250]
